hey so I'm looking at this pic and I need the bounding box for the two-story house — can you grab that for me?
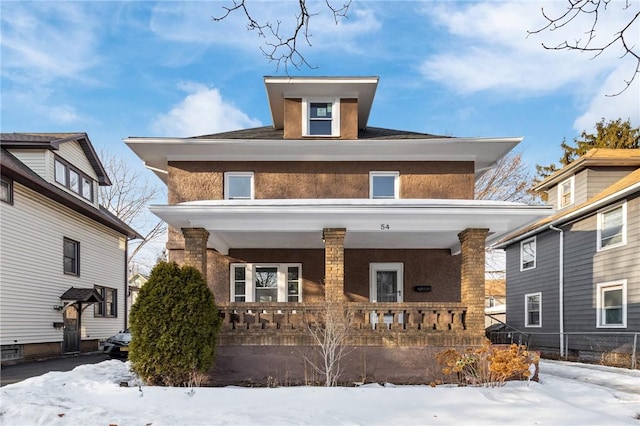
[1,133,140,362]
[126,76,552,384]
[496,149,640,365]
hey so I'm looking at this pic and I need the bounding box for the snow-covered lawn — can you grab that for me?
[1,359,638,425]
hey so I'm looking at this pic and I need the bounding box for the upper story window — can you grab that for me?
[370,172,399,199]
[596,280,626,328]
[1,177,13,204]
[63,237,80,276]
[302,98,340,137]
[597,202,626,251]
[558,176,574,208]
[520,237,536,271]
[54,157,94,202]
[224,172,254,200]
[525,292,542,327]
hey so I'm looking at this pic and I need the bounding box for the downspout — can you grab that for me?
[550,225,564,357]
[124,239,129,329]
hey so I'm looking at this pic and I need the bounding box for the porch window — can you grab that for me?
[230,263,302,302]
[525,292,541,327]
[302,98,340,137]
[63,238,80,276]
[596,280,626,328]
[558,176,574,208]
[224,172,254,200]
[370,172,399,199]
[520,237,536,271]
[598,202,626,251]
[94,286,117,317]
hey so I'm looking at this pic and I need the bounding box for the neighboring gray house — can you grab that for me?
[496,149,640,363]
[0,133,140,362]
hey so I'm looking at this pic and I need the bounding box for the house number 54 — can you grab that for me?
[380,224,390,230]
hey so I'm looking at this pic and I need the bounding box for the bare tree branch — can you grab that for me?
[213,0,351,72]
[475,152,541,204]
[99,150,166,272]
[528,0,640,95]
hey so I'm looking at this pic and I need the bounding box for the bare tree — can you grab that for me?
[476,151,541,204]
[303,302,353,387]
[213,0,351,72]
[528,0,640,95]
[99,151,166,272]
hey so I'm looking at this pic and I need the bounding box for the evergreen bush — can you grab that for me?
[129,261,221,386]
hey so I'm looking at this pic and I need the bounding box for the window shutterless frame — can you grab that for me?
[558,176,574,208]
[596,280,626,328]
[369,172,399,199]
[597,202,626,251]
[520,237,536,271]
[301,98,340,137]
[1,177,13,204]
[524,292,542,327]
[224,172,254,200]
[63,238,80,276]
[54,156,94,202]
[230,263,302,302]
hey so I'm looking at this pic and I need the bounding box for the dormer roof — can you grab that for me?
[533,148,640,192]
[264,76,379,129]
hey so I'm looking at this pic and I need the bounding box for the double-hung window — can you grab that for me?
[558,176,574,208]
[370,172,399,199]
[302,98,340,137]
[520,237,536,271]
[63,238,80,276]
[596,281,626,328]
[598,202,626,251]
[224,172,254,200]
[1,177,13,204]
[231,263,302,302]
[94,286,117,317]
[525,292,541,327]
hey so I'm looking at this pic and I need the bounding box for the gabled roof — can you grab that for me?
[1,148,141,239]
[60,287,103,303]
[0,132,111,185]
[533,148,640,192]
[495,167,640,248]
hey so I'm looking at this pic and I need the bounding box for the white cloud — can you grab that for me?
[151,82,262,137]
[46,105,81,124]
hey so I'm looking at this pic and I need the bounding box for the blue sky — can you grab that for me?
[2,1,639,175]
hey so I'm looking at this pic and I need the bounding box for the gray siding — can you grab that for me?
[585,167,637,199]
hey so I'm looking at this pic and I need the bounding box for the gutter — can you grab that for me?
[550,225,564,357]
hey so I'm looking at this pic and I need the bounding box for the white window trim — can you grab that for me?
[301,98,341,137]
[230,263,302,303]
[597,201,627,252]
[558,176,575,208]
[369,171,399,199]
[369,262,404,303]
[520,237,536,271]
[524,292,542,328]
[596,280,627,328]
[224,172,254,200]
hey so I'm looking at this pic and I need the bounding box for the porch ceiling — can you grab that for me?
[151,199,553,255]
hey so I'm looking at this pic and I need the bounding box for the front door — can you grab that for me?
[63,305,80,353]
[369,263,404,327]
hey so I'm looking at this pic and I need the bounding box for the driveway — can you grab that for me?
[1,353,110,387]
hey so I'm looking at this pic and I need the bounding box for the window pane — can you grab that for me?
[603,288,622,307]
[601,207,623,247]
[234,267,246,281]
[1,180,10,203]
[82,177,92,200]
[106,289,116,316]
[309,120,332,135]
[287,266,300,301]
[55,160,67,185]
[522,240,535,269]
[228,176,252,199]
[64,240,76,257]
[94,287,104,316]
[310,103,332,118]
[255,267,278,302]
[372,175,396,198]
[69,170,80,193]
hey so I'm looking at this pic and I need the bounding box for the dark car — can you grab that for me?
[103,329,131,358]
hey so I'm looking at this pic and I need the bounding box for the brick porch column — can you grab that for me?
[458,228,489,336]
[182,228,210,281]
[323,228,346,302]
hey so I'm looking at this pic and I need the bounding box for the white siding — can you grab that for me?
[7,149,49,179]
[57,140,98,181]
[0,182,127,346]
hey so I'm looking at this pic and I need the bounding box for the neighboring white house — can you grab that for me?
[1,133,140,362]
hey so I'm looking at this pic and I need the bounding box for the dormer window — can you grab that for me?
[558,176,574,208]
[302,98,340,137]
[54,157,94,202]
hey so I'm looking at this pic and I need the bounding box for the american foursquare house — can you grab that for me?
[1,133,140,362]
[126,76,552,384]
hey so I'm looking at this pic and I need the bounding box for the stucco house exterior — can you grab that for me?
[126,76,552,384]
[495,149,640,365]
[1,133,140,362]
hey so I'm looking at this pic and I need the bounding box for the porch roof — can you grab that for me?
[151,199,553,255]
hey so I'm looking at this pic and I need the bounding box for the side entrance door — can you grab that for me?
[369,263,404,327]
[63,305,80,353]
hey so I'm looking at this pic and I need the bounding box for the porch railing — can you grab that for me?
[218,302,466,332]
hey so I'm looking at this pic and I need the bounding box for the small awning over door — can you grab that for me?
[60,287,103,304]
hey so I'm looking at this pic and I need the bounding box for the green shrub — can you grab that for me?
[129,261,221,386]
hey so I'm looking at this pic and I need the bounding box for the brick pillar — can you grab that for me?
[458,228,489,336]
[182,228,209,281]
[323,228,346,302]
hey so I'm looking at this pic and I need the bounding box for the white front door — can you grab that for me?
[369,263,404,327]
